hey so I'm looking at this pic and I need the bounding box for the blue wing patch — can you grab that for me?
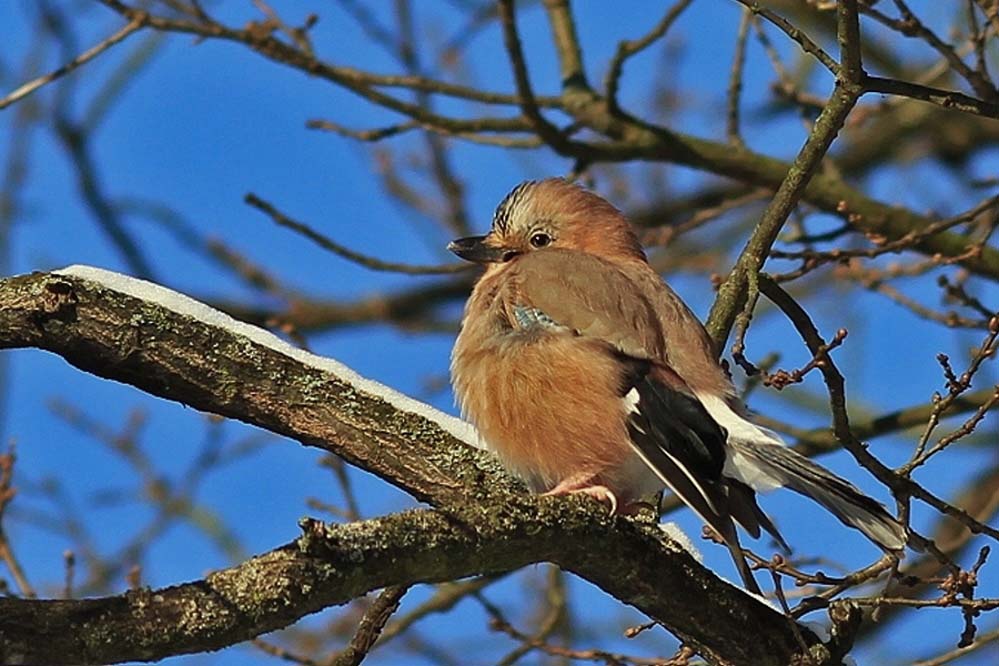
[512,305,562,331]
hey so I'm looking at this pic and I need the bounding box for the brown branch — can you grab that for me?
[750,13,825,113]
[328,585,410,666]
[726,8,752,147]
[114,196,296,302]
[640,189,770,248]
[252,638,320,666]
[45,39,155,282]
[0,268,843,666]
[306,118,421,142]
[0,445,35,598]
[0,511,529,664]
[207,276,472,334]
[0,507,818,666]
[733,0,839,75]
[758,275,999,543]
[394,0,471,237]
[769,567,818,666]
[903,320,999,472]
[770,193,999,274]
[836,263,992,330]
[854,464,999,640]
[0,14,143,111]
[0,269,493,505]
[377,575,506,646]
[496,0,578,154]
[784,385,999,456]
[604,0,694,114]
[93,0,540,136]
[244,194,469,275]
[706,83,862,346]
[861,0,997,101]
[968,0,993,91]
[480,587,662,666]
[484,568,568,666]
[914,625,999,666]
[90,0,999,283]
[863,75,999,118]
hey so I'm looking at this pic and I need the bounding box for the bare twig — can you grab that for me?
[496,0,577,154]
[393,0,471,236]
[604,0,694,114]
[0,14,143,111]
[732,0,840,75]
[726,8,752,147]
[0,444,35,598]
[245,193,468,275]
[903,321,999,473]
[862,0,997,101]
[769,562,816,666]
[253,639,321,666]
[770,193,999,277]
[377,575,507,646]
[328,586,410,666]
[863,75,999,118]
[759,275,999,543]
[914,625,999,666]
[478,591,667,666]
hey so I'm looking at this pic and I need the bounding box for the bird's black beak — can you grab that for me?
[447,235,517,264]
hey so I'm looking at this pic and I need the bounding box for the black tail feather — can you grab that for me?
[719,522,762,595]
[727,479,791,554]
[623,371,775,591]
[728,438,908,551]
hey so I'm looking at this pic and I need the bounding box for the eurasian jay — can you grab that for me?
[449,178,907,592]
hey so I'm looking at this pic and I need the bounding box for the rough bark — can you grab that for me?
[0,270,852,666]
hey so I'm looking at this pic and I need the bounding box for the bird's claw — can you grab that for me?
[543,483,619,516]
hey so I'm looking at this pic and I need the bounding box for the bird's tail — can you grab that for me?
[727,437,908,551]
[696,393,908,552]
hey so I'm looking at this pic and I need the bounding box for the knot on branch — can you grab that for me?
[825,600,863,664]
[35,277,79,326]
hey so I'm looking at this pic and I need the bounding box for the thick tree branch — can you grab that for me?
[0,267,846,666]
[0,501,829,666]
[0,268,496,507]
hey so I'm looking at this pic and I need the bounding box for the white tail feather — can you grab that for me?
[697,393,786,490]
[697,393,908,551]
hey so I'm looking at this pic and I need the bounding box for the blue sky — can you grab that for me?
[1,1,997,664]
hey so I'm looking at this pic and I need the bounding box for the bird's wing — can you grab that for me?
[624,363,729,518]
[617,263,736,397]
[505,249,665,360]
[505,251,731,523]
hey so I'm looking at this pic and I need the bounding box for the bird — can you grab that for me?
[448,178,907,593]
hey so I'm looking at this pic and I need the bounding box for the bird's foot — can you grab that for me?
[543,482,619,515]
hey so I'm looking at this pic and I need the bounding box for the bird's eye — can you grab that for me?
[529,232,552,248]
